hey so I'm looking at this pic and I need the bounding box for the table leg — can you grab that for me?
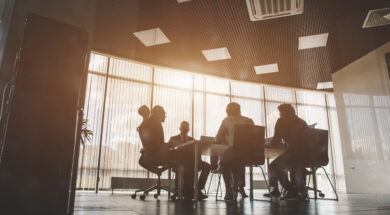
[178,165,184,200]
[249,166,253,200]
[168,168,171,200]
[194,143,199,201]
[266,158,270,182]
[312,168,318,199]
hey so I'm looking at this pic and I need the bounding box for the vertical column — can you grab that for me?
[229,81,232,103]
[147,67,155,179]
[325,94,338,190]
[192,75,195,138]
[95,57,111,193]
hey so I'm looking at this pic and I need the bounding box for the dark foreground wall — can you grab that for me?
[0,14,88,215]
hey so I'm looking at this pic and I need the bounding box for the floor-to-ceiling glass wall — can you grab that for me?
[77,52,346,194]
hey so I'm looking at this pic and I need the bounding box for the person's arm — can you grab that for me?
[271,118,283,146]
[216,119,228,145]
[167,136,175,148]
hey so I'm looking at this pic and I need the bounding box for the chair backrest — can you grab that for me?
[305,128,329,167]
[138,124,151,149]
[233,124,265,166]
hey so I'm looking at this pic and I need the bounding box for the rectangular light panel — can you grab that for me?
[254,63,279,75]
[133,28,170,47]
[317,81,333,89]
[201,47,231,61]
[298,33,329,50]
[177,0,191,3]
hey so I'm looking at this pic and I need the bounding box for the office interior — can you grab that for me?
[0,0,389,214]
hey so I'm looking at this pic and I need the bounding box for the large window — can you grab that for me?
[77,52,346,194]
[153,68,193,141]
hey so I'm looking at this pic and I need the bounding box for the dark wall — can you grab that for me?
[0,14,89,214]
[0,0,97,92]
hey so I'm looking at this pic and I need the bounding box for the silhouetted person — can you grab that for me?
[268,103,309,200]
[137,105,150,133]
[138,105,150,121]
[138,105,172,170]
[168,121,210,200]
[216,102,254,201]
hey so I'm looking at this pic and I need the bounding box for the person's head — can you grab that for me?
[151,105,166,122]
[179,121,190,135]
[226,102,241,117]
[138,105,150,120]
[278,103,296,118]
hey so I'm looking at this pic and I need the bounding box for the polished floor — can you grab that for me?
[74,191,390,215]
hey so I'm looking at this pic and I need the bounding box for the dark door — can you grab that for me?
[0,14,88,215]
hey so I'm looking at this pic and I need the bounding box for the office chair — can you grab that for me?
[130,122,173,200]
[304,128,338,201]
[235,124,271,202]
[211,124,271,201]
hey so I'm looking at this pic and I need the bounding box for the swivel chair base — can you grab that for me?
[131,168,173,200]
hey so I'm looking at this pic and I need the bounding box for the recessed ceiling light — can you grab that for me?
[201,47,231,61]
[254,63,279,75]
[298,33,329,50]
[177,0,191,3]
[133,28,170,47]
[317,82,333,89]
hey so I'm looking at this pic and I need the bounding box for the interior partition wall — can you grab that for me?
[77,52,346,195]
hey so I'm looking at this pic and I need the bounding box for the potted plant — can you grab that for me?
[78,119,93,188]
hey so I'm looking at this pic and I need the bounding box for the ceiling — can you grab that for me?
[91,0,390,90]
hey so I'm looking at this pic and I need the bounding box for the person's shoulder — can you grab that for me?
[221,117,229,124]
[296,116,306,123]
[297,117,309,127]
[188,136,195,141]
[170,134,181,140]
[242,115,254,123]
[275,117,284,125]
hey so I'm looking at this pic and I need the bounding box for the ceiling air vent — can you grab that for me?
[245,0,304,21]
[362,8,390,28]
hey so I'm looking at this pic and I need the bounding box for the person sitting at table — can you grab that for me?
[216,102,254,201]
[138,105,176,177]
[267,103,309,200]
[168,121,210,200]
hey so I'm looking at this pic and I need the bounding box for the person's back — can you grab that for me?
[272,115,309,153]
[140,115,165,151]
[138,105,168,168]
[216,115,254,146]
[268,103,310,200]
[215,102,254,200]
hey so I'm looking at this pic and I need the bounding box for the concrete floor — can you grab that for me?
[74,191,390,215]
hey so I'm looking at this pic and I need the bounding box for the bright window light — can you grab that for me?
[317,81,333,89]
[254,63,279,75]
[201,47,231,61]
[133,28,170,47]
[298,33,329,50]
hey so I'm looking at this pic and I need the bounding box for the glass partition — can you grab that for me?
[78,52,345,194]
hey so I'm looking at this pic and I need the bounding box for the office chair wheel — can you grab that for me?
[140,194,146,200]
[131,194,136,199]
[319,193,325,198]
[154,194,159,199]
